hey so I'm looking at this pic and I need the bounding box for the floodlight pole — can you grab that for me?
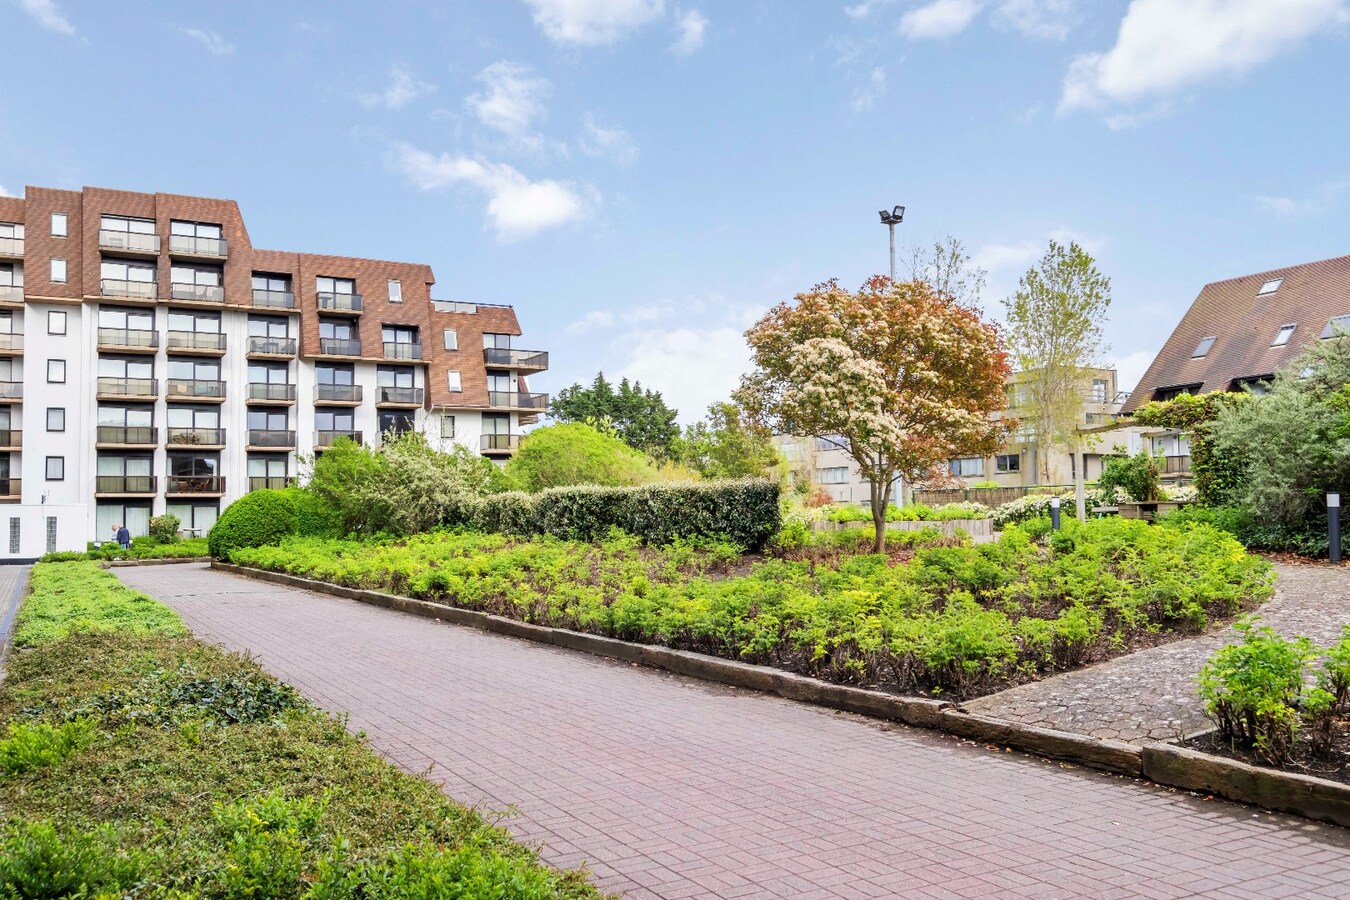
[878,205,905,281]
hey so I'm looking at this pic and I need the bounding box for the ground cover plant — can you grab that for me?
[231,518,1274,699]
[40,536,211,563]
[0,561,602,898]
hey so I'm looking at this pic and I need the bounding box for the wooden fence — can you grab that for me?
[911,485,1078,507]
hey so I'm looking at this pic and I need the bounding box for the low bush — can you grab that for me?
[0,718,96,775]
[0,823,142,899]
[992,490,1108,528]
[823,502,991,524]
[208,489,298,559]
[148,513,181,543]
[14,561,186,646]
[61,536,210,563]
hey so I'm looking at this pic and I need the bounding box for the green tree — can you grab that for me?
[678,401,782,479]
[1002,240,1112,483]
[549,373,680,459]
[503,422,664,491]
[906,235,987,308]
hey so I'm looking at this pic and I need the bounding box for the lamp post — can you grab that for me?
[878,205,905,281]
[1330,493,1342,563]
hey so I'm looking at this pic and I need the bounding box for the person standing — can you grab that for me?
[110,524,119,546]
[116,523,131,551]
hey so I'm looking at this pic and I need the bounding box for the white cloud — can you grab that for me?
[1110,349,1157,398]
[845,0,896,19]
[994,0,1075,39]
[850,66,888,111]
[1061,0,1348,114]
[392,143,594,240]
[974,228,1109,303]
[0,185,12,198]
[973,239,1042,273]
[181,27,235,56]
[565,310,617,335]
[899,0,982,39]
[466,62,550,140]
[580,113,639,164]
[523,0,665,45]
[1252,180,1350,216]
[616,324,753,423]
[670,7,708,53]
[17,0,75,36]
[359,65,436,110]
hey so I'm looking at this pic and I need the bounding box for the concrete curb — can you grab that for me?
[103,557,211,568]
[215,561,1350,827]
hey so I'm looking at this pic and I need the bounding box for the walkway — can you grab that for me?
[967,563,1350,743]
[118,564,1350,899]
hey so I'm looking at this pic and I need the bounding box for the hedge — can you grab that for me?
[208,490,298,559]
[455,480,781,549]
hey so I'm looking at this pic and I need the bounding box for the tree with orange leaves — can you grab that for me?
[738,276,1011,552]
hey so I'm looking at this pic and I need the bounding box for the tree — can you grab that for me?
[738,276,1011,552]
[1002,240,1112,484]
[678,401,782,480]
[906,235,987,308]
[503,422,665,491]
[548,373,680,459]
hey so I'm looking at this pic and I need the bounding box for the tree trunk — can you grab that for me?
[871,474,891,554]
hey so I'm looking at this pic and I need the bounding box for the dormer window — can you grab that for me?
[1192,336,1216,358]
[1258,278,1284,295]
[1271,324,1296,347]
[1321,315,1350,339]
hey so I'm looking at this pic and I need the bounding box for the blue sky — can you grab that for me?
[3,0,1348,421]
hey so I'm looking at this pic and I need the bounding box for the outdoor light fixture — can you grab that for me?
[878,204,906,280]
[1331,493,1342,564]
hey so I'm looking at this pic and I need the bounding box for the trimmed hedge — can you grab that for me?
[455,480,782,549]
[208,490,298,559]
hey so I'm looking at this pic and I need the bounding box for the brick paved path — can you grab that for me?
[119,564,1350,899]
[967,563,1350,743]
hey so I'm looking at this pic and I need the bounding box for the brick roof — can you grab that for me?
[1121,253,1350,413]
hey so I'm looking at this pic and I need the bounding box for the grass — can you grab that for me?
[0,562,603,898]
[13,561,187,646]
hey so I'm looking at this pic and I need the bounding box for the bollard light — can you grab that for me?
[1049,496,1062,531]
[1330,493,1342,563]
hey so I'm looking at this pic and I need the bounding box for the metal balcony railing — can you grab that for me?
[166,379,225,400]
[315,383,362,403]
[165,475,226,494]
[96,475,156,494]
[319,338,362,356]
[316,430,362,447]
[101,279,157,300]
[0,285,22,304]
[166,331,225,352]
[96,426,157,445]
[169,235,228,258]
[252,288,295,309]
[97,377,156,398]
[166,427,226,446]
[249,476,296,491]
[0,429,20,449]
[97,328,158,350]
[170,283,225,303]
[487,390,549,410]
[99,230,160,253]
[248,429,296,448]
[247,336,296,355]
[376,386,424,405]
[247,383,297,402]
[483,348,549,370]
[317,292,363,312]
[480,434,521,452]
[0,236,23,257]
[383,341,423,360]
[0,333,23,352]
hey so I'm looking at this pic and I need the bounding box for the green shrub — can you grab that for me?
[14,562,186,647]
[992,490,1107,528]
[1198,619,1311,764]
[209,489,299,559]
[0,823,141,898]
[503,422,667,491]
[0,718,96,775]
[309,841,566,899]
[37,550,86,563]
[149,513,181,543]
[1097,451,1164,502]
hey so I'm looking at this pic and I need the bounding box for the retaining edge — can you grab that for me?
[103,557,211,568]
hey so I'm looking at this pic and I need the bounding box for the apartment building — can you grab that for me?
[774,433,903,508]
[0,186,548,556]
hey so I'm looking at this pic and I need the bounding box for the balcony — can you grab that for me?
[167,427,226,449]
[0,285,22,307]
[317,292,363,314]
[1164,454,1192,476]
[100,279,157,301]
[0,430,21,451]
[246,383,297,404]
[96,426,157,448]
[314,383,362,405]
[0,478,17,502]
[480,434,521,454]
[0,235,22,259]
[165,475,226,496]
[98,230,160,255]
[246,336,297,357]
[170,283,225,304]
[169,235,228,259]
[383,341,423,361]
[484,348,549,372]
[166,379,225,402]
[319,337,362,357]
[95,475,156,496]
[487,390,549,411]
[0,382,21,402]
[316,430,362,448]
[166,331,225,355]
[96,377,156,400]
[247,429,296,450]
[249,476,296,492]
[97,328,159,353]
[252,288,296,310]
[375,386,424,407]
[0,333,22,356]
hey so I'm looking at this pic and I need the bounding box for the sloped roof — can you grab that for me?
[1121,253,1350,413]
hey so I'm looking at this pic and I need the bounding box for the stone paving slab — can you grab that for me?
[118,564,1350,899]
[966,563,1350,743]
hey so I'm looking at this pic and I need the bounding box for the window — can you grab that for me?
[96,502,151,539]
[1091,378,1109,402]
[483,332,511,350]
[46,517,57,555]
[168,310,221,334]
[1258,278,1284,295]
[382,324,417,345]
[247,362,289,385]
[98,357,153,379]
[8,518,17,555]
[51,213,67,237]
[170,264,222,286]
[167,358,220,382]
[378,410,415,438]
[47,359,65,383]
[167,406,220,430]
[1321,315,1350,339]
[377,366,414,388]
[247,315,289,338]
[318,319,355,340]
[50,258,67,283]
[995,454,1020,473]
[253,273,291,292]
[315,364,354,385]
[440,415,456,439]
[316,276,355,295]
[166,503,219,536]
[47,311,66,335]
[816,435,846,451]
[247,408,288,431]
[447,371,462,392]
[101,259,155,283]
[316,410,355,431]
[45,456,64,480]
[0,223,22,240]
[102,215,155,235]
[1272,324,1296,347]
[443,329,458,350]
[1192,336,1216,358]
[98,307,155,331]
[817,466,848,485]
[46,408,65,432]
[171,220,222,239]
[388,279,402,303]
[948,457,984,478]
[0,262,20,289]
[1153,384,1201,402]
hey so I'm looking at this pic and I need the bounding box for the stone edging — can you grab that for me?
[214,561,1350,829]
[102,557,211,568]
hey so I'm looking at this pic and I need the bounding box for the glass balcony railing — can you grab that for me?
[97,328,158,350]
[246,336,296,356]
[315,383,362,403]
[0,235,23,257]
[166,379,225,400]
[483,348,549,370]
[96,426,157,445]
[247,383,297,402]
[101,279,157,300]
[480,434,521,452]
[169,235,228,258]
[166,428,226,446]
[0,333,23,353]
[96,377,156,398]
[319,338,362,356]
[247,429,296,448]
[316,430,362,447]
[249,476,296,491]
[96,475,156,494]
[487,390,549,411]
[165,475,226,494]
[170,283,225,303]
[166,331,225,352]
[99,230,160,253]
[375,386,424,405]
[383,342,423,360]
[252,288,295,309]
[317,292,363,312]
[0,285,22,304]
[0,429,21,449]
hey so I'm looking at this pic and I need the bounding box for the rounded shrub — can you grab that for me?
[208,490,298,560]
